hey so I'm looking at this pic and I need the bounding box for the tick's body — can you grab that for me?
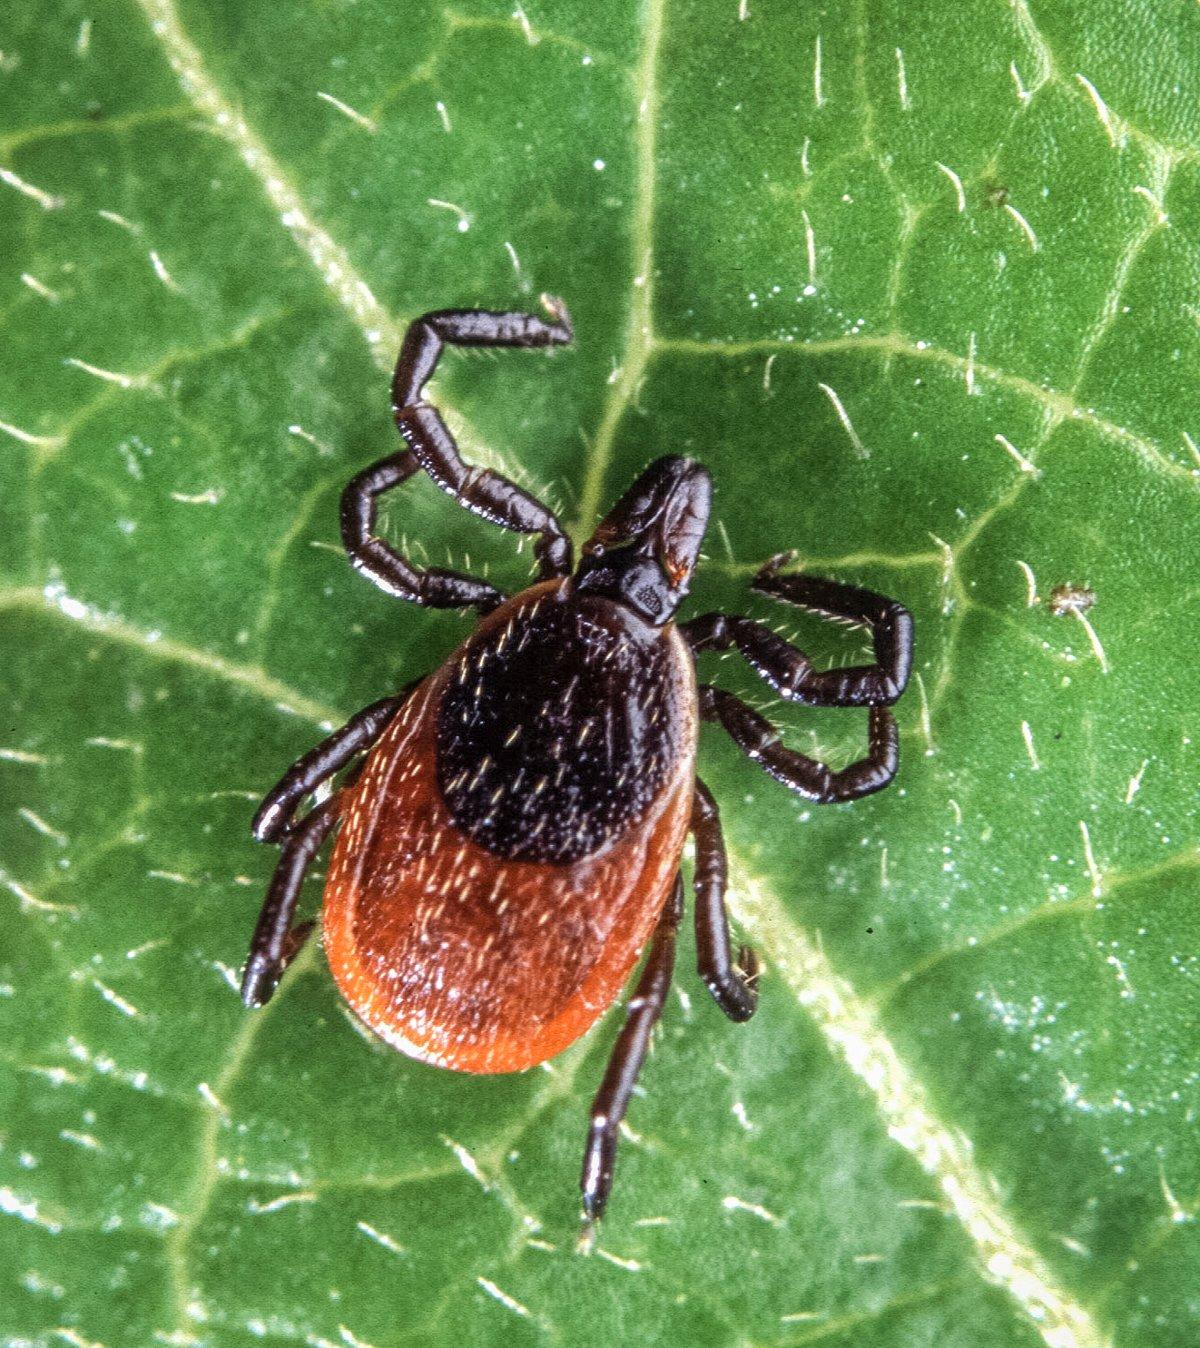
[324,582,697,1073]
[242,298,913,1222]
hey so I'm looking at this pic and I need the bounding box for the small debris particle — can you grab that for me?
[1048,583,1095,617]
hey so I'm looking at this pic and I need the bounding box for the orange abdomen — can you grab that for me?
[321,584,697,1073]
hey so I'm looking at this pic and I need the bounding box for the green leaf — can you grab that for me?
[2,0,1198,1344]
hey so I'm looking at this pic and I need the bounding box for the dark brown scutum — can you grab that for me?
[436,589,684,864]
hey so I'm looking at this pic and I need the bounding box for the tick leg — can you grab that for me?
[392,299,575,408]
[251,691,411,843]
[692,780,757,1022]
[581,875,683,1224]
[396,403,573,580]
[241,797,339,1008]
[340,456,505,612]
[699,684,899,803]
[345,298,575,601]
[681,553,913,707]
[245,689,415,1006]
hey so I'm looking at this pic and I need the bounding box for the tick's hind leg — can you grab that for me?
[344,298,575,605]
[242,797,339,1008]
[580,875,683,1224]
[692,780,757,1022]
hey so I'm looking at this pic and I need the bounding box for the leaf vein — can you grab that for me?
[655,333,1197,488]
[570,0,664,534]
[134,0,403,372]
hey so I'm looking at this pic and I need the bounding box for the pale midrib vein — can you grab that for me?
[571,0,664,534]
[134,0,402,372]
[136,0,553,507]
[727,857,1109,1348]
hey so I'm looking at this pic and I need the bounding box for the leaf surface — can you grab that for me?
[2,1,1199,1344]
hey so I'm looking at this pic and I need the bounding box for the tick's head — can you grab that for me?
[574,456,712,625]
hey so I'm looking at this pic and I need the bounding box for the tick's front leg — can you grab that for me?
[352,298,576,596]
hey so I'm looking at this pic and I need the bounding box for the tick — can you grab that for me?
[242,298,913,1222]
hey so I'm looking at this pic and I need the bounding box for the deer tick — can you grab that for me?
[242,298,913,1222]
